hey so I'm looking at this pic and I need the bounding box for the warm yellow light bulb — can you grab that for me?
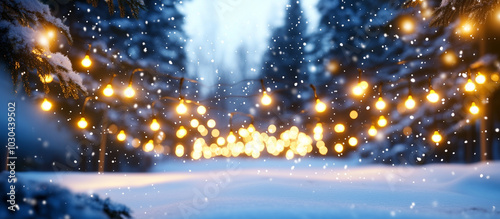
[175,144,185,157]
[427,90,439,103]
[176,126,187,139]
[176,100,187,115]
[334,143,344,153]
[348,137,358,147]
[465,79,476,92]
[81,55,92,68]
[377,116,388,127]
[40,74,53,83]
[334,124,345,133]
[77,117,88,129]
[197,105,207,115]
[41,98,52,111]
[375,97,386,110]
[368,125,378,137]
[247,124,256,133]
[469,102,479,115]
[103,84,114,97]
[315,99,327,113]
[442,52,457,66]
[461,22,472,33]
[150,118,160,131]
[401,17,415,33]
[227,131,236,144]
[144,140,154,152]
[117,130,126,142]
[124,85,135,98]
[431,131,442,143]
[261,91,272,106]
[313,123,323,134]
[352,84,364,96]
[405,95,416,110]
[360,81,369,90]
[475,73,486,84]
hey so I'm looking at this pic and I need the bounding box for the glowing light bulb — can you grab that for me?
[117,130,126,142]
[150,118,160,131]
[315,99,327,113]
[475,73,486,84]
[442,52,457,66]
[334,124,345,133]
[175,144,185,157]
[427,89,439,103]
[334,143,344,153]
[348,137,358,147]
[368,125,378,137]
[465,79,476,92]
[207,119,216,128]
[81,55,91,68]
[227,131,236,144]
[176,126,187,139]
[261,91,272,106]
[77,117,88,129]
[247,124,256,133]
[197,105,207,115]
[40,74,53,83]
[314,123,323,134]
[377,116,387,127]
[38,36,49,46]
[103,84,114,97]
[431,131,442,143]
[401,17,416,33]
[176,100,187,115]
[375,97,386,110]
[41,98,52,111]
[461,22,472,33]
[360,81,369,90]
[469,102,479,115]
[405,95,416,110]
[352,84,364,96]
[144,140,154,152]
[124,85,135,98]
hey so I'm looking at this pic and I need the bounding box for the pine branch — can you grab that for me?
[86,0,145,18]
[405,0,500,26]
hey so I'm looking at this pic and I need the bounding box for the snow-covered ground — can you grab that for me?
[21,158,500,219]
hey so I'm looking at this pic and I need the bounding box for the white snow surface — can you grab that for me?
[21,158,500,219]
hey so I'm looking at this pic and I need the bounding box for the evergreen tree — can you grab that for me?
[307,0,495,163]
[261,0,308,118]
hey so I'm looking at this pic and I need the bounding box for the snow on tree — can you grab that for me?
[404,0,500,26]
[261,0,308,118]
[0,0,85,98]
[305,0,492,163]
[51,0,189,170]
